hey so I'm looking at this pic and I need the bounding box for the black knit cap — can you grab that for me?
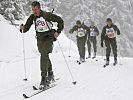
[106,18,112,22]
[76,20,81,25]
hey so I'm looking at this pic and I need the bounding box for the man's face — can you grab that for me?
[77,24,81,27]
[107,21,112,27]
[90,22,95,27]
[32,6,41,16]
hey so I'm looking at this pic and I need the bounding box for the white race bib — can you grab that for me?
[90,28,97,36]
[36,17,49,32]
[106,28,116,38]
[77,28,85,37]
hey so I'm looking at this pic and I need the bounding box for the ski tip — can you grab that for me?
[56,78,60,80]
[23,78,28,81]
[77,60,81,64]
[33,86,38,90]
[23,94,29,98]
[103,65,106,68]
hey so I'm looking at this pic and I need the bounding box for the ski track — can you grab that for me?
[0,47,133,100]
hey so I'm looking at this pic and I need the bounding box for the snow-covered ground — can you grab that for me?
[0,15,133,100]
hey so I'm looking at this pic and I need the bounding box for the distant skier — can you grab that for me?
[69,20,89,62]
[20,1,64,89]
[101,18,120,67]
[86,21,99,59]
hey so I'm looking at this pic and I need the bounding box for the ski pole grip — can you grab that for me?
[20,24,23,33]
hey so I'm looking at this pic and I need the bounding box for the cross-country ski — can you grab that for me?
[23,84,57,98]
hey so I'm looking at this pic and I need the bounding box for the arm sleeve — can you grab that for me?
[101,26,106,42]
[83,24,89,30]
[114,25,120,35]
[46,12,64,34]
[83,25,90,36]
[69,25,77,33]
[23,14,34,33]
[95,27,99,35]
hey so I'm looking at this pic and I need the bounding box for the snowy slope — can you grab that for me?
[0,15,38,62]
[0,15,133,100]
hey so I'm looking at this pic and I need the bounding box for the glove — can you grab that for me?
[20,24,24,33]
[101,41,103,48]
[54,32,59,39]
[52,29,57,41]
[117,32,120,35]
[69,29,73,34]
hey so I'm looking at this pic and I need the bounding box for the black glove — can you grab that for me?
[69,29,73,34]
[117,32,120,35]
[101,41,103,48]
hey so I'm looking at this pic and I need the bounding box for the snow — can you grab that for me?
[0,15,133,100]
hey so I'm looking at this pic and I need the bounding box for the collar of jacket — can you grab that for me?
[35,10,44,18]
[90,26,96,28]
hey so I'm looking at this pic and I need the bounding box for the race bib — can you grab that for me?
[106,28,116,38]
[77,28,85,37]
[36,17,49,32]
[90,28,97,36]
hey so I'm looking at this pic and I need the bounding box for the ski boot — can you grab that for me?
[39,76,49,90]
[92,54,96,59]
[113,60,117,66]
[81,58,85,62]
[86,55,91,59]
[104,61,109,68]
[47,71,55,83]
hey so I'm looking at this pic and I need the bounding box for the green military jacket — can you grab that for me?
[23,10,64,38]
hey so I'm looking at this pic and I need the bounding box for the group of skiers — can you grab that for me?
[69,18,120,66]
[19,1,120,89]
[69,20,99,62]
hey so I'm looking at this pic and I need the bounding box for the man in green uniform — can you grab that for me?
[101,18,120,67]
[20,1,64,88]
[69,20,89,62]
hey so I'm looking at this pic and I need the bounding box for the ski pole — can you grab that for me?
[20,24,28,81]
[102,45,105,61]
[68,35,72,57]
[101,41,106,61]
[57,40,77,85]
[118,37,122,65]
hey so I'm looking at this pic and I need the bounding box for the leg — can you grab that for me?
[48,59,52,74]
[40,40,53,77]
[93,37,97,54]
[47,59,55,82]
[81,37,86,60]
[87,38,91,57]
[77,38,82,60]
[37,38,53,87]
[110,39,117,62]
[105,40,111,61]
[92,37,97,57]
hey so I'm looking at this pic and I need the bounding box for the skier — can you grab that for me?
[69,20,89,62]
[101,18,120,67]
[20,1,64,89]
[86,21,99,59]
